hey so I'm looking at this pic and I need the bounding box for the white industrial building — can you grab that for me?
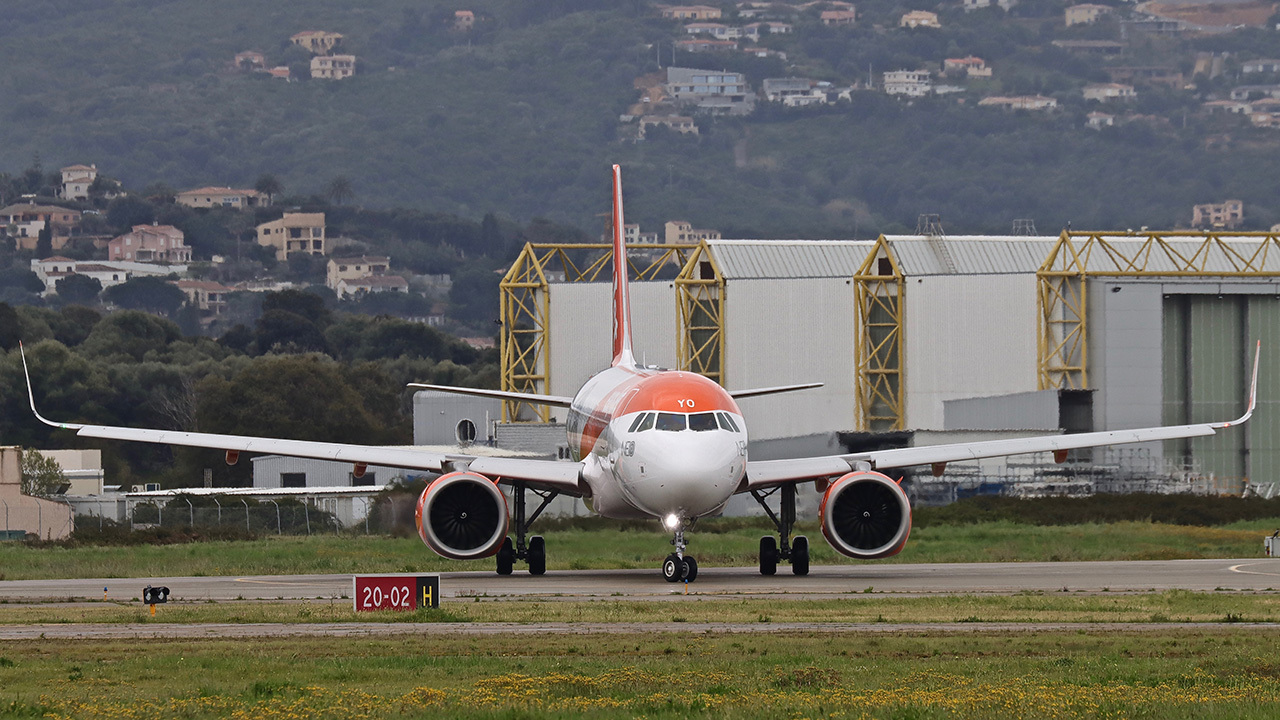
[500,233,1280,499]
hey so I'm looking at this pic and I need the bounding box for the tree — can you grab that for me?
[254,173,283,203]
[35,224,52,258]
[0,302,20,351]
[262,289,331,326]
[324,176,355,206]
[101,276,186,316]
[21,448,66,497]
[255,309,329,354]
[55,274,103,305]
[106,195,156,231]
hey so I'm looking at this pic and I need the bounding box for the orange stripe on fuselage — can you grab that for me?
[568,369,741,459]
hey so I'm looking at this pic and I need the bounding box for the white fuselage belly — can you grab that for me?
[566,365,747,521]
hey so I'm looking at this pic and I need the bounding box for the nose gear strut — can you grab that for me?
[662,525,699,582]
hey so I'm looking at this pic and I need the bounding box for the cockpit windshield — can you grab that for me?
[655,412,687,432]
[633,411,740,433]
[688,412,719,432]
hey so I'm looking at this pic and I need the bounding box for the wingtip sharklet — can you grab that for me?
[1217,339,1261,429]
[19,341,85,431]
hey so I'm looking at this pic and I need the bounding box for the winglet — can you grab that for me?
[19,342,85,431]
[610,164,635,368]
[1216,339,1261,429]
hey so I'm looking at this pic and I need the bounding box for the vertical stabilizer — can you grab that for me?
[611,164,635,367]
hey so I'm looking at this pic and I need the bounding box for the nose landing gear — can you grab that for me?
[662,525,699,582]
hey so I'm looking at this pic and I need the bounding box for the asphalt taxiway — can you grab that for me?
[3,558,1279,603]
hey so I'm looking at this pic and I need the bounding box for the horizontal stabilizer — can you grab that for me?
[408,383,575,409]
[729,382,823,400]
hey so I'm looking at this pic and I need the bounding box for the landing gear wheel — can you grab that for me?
[791,535,809,576]
[662,553,685,582]
[496,537,514,576]
[683,556,698,582]
[759,536,778,576]
[527,535,546,576]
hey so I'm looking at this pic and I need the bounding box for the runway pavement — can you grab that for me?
[3,558,1280,603]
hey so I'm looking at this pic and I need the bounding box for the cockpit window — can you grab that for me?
[689,412,719,432]
[636,412,655,432]
[717,412,741,433]
[655,412,687,432]
[627,413,647,433]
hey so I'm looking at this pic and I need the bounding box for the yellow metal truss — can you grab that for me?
[1037,231,1280,390]
[854,236,905,431]
[674,240,725,384]
[499,242,697,421]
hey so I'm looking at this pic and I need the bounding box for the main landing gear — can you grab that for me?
[750,483,809,576]
[496,481,560,576]
[662,523,699,583]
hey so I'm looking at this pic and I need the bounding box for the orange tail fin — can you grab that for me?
[611,164,634,367]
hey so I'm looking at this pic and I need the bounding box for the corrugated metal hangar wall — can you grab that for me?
[502,233,1280,488]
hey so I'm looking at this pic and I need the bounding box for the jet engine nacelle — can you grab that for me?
[819,471,912,560]
[416,471,509,560]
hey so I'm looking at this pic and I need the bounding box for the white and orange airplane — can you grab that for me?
[24,165,1259,582]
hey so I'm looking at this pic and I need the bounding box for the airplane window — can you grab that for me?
[628,414,647,433]
[655,413,687,431]
[637,413,655,432]
[717,412,741,433]
[689,413,719,431]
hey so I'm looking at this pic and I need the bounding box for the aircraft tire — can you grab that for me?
[527,536,546,575]
[759,536,778,576]
[792,535,810,576]
[683,556,698,582]
[496,537,514,576]
[662,554,684,582]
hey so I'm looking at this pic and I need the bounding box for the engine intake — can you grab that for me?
[819,471,911,559]
[416,471,509,560]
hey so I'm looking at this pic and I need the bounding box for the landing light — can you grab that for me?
[663,513,680,530]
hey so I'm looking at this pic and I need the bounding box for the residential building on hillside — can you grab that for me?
[1,203,81,250]
[1083,82,1136,101]
[1105,66,1183,89]
[336,275,409,297]
[639,115,699,137]
[234,51,266,69]
[326,255,390,291]
[978,95,1057,110]
[173,280,232,315]
[744,21,792,38]
[664,221,720,244]
[454,10,475,30]
[108,224,192,263]
[762,77,829,106]
[964,0,1018,11]
[820,10,857,26]
[883,70,933,97]
[256,212,326,260]
[659,5,722,20]
[900,10,940,28]
[311,54,356,80]
[59,164,97,201]
[175,186,266,209]
[1243,59,1280,74]
[1065,4,1111,26]
[685,23,743,39]
[290,31,343,54]
[943,57,992,78]
[1052,40,1126,56]
[31,257,185,295]
[664,67,755,115]
[1201,99,1252,114]
[1086,111,1115,129]
[1231,85,1280,101]
[1192,200,1243,229]
[676,38,738,52]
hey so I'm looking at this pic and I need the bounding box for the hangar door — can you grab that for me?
[1162,295,1280,483]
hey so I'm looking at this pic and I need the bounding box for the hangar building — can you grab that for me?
[499,232,1280,495]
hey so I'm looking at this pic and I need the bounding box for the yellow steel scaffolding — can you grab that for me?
[499,242,696,421]
[1037,231,1280,390]
[675,240,725,385]
[854,236,905,431]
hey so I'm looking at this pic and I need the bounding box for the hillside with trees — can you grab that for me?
[3,0,1279,236]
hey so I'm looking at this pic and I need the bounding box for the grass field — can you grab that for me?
[4,630,1280,719]
[3,518,1278,582]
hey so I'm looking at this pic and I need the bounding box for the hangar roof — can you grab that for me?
[883,236,1060,276]
[707,239,873,279]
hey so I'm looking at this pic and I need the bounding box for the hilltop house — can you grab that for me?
[59,164,97,201]
[256,212,326,260]
[290,31,343,54]
[762,78,829,106]
[664,221,720,244]
[820,10,857,26]
[659,5,723,20]
[1192,200,1244,229]
[883,70,933,97]
[1,202,81,250]
[943,57,992,78]
[1065,4,1112,26]
[108,224,192,263]
[900,10,940,28]
[1083,83,1136,101]
[664,67,755,115]
[978,95,1058,110]
[31,257,184,295]
[326,255,390,292]
[311,55,356,80]
[173,280,233,315]
[175,186,266,209]
[639,115,699,137]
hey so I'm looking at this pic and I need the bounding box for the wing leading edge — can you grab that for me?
[21,345,586,495]
[746,341,1261,490]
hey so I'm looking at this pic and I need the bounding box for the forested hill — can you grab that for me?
[4,0,1279,236]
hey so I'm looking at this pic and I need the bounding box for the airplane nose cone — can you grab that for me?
[620,432,742,518]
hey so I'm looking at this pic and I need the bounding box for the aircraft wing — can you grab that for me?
[744,342,1260,491]
[23,348,586,496]
[729,382,823,400]
[408,383,575,409]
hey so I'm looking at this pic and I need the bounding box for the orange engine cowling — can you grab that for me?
[819,471,912,560]
[415,471,509,560]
